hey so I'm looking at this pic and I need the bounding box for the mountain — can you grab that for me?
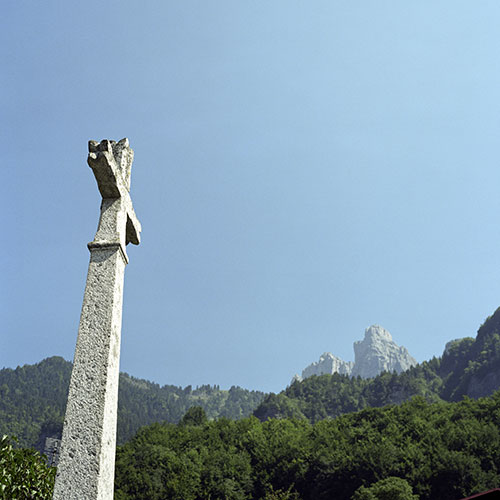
[115,391,500,500]
[4,307,500,450]
[352,325,417,378]
[293,325,416,383]
[0,357,265,450]
[255,307,500,422]
[439,306,500,400]
[300,353,353,379]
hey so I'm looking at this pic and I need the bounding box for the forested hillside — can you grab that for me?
[254,307,500,421]
[114,392,500,500]
[0,357,265,449]
[0,357,71,449]
[3,306,500,453]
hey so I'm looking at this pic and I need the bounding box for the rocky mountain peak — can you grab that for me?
[297,353,354,382]
[293,325,417,384]
[362,325,393,342]
[351,325,416,378]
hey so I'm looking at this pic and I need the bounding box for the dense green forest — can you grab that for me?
[4,307,500,498]
[254,306,500,421]
[3,306,500,453]
[0,357,265,449]
[112,309,500,499]
[114,392,500,500]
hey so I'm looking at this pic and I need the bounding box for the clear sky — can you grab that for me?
[3,1,500,393]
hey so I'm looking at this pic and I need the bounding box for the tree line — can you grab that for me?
[0,356,265,450]
[5,390,500,499]
[253,306,500,421]
[114,392,500,499]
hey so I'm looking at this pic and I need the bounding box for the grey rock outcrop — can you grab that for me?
[302,352,354,379]
[351,325,417,378]
[294,325,417,384]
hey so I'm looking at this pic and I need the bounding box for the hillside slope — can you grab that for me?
[4,307,500,449]
[115,391,500,500]
[254,307,500,421]
[0,357,265,449]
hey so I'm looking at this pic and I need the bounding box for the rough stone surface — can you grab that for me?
[53,139,141,500]
[294,325,416,383]
[351,325,417,378]
[302,352,354,379]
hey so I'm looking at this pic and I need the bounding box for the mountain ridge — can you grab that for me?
[0,357,265,450]
[254,307,500,422]
[294,324,417,383]
[4,307,500,449]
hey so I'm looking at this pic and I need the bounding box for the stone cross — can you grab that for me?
[53,138,141,500]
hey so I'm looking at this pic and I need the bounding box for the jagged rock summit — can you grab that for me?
[293,325,417,383]
[351,325,417,378]
[301,353,354,379]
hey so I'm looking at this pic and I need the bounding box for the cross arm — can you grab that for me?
[87,141,122,199]
[87,139,141,246]
[126,201,141,245]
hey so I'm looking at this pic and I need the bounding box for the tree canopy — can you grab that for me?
[115,391,500,500]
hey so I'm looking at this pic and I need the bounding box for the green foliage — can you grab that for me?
[253,393,306,421]
[439,307,500,401]
[351,477,418,500]
[0,435,55,500]
[180,406,207,426]
[254,307,500,424]
[254,364,444,424]
[114,393,500,500]
[5,305,500,457]
[0,357,71,449]
[6,307,500,498]
[0,357,265,449]
[264,486,301,500]
[439,337,476,400]
[117,374,265,443]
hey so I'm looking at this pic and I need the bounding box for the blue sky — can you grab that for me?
[3,1,500,393]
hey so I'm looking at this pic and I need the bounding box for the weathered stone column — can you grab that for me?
[53,139,141,500]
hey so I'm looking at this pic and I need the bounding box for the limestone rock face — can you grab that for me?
[351,325,417,378]
[294,325,417,384]
[301,352,354,379]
